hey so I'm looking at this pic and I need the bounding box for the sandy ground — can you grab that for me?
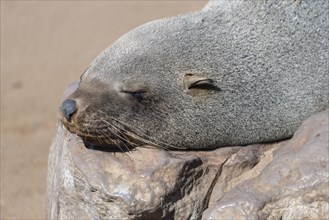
[0,1,206,219]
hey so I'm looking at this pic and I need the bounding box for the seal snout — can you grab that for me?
[60,99,77,122]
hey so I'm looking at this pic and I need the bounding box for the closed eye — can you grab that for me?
[120,90,148,99]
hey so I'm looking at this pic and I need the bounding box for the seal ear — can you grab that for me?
[184,74,218,90]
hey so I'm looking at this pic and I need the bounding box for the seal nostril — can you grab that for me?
[60,99,77,121]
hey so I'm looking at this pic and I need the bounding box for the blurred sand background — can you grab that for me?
[0,1,206,219]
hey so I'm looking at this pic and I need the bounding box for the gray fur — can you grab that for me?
[65,0,329,149]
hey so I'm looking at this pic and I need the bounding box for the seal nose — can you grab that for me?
[60,99,77,121]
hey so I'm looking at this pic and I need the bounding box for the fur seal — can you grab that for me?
[60,0,328,150]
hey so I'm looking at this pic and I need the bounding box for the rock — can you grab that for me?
[47,110,328,219]
[203,110,329,220]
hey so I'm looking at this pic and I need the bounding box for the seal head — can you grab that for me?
[60,0,329,150]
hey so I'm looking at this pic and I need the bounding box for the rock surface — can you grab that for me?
[47,109,329,220]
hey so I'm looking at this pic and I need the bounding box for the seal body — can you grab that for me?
[60,0,329,150]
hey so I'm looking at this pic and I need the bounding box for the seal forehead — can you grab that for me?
[83,13,208,81]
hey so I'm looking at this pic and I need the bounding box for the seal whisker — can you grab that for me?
[108,120,179,150]
[101,125,134,152]
[98,129,126,153]
[85,120,105,146]
[100,119,138,150]
[97,110,178,150]
[85,117,91,141]
[108,116,182,150]
[123,130,171,151]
